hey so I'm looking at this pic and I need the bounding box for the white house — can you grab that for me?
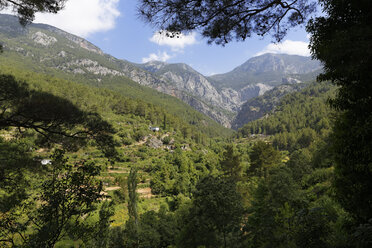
[41,159,52,165]
[150,126,160,132]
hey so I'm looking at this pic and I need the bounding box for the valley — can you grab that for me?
[1,0,369,246]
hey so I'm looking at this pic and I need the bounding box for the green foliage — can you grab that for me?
[178,176,244,248]
[128,167,139,225]
[332,113,372,223]
[2,0,370,245]
[87,202,115,248]
[147,145,224,198]
[138,0,317,45]
[0,0,65,25]
[307,0,372,228]
[0,138,38,246]
[0,62,230,146]
[353,219,372,248]
[248,141,282,178]
[0,25,232,138]
[0,73,117,157]
[287,149,312,181]
[220,144,242,181]
[108,227,125,248]
[0,72,118,246]
[0,139,36,212]
[25,150,103,247]
[244,165,343,248]
[239,82,335,151]
[122,206,179,248]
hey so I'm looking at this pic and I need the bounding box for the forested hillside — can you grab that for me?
[0,22,358,248]
[238,82,336,150]
[0,64,234,246]
[0,46,231,138]
[2,61,352,247]
[232,83,308,129]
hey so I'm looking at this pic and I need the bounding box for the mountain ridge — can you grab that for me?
[0,14,232,136]
[208,53,321,90]
[0,14,321,128]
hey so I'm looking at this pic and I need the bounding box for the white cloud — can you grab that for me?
[256,40,310,57]
[0,7,13,15]
[150,31,197,51]
[33,0,120,37]
[142,51,171,63]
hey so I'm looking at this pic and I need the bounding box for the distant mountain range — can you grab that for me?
[134,52,322,129]
[0,14,322,128]
[209,53,321,90]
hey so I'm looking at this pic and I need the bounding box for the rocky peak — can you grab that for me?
[209,53,321,90]
[236,53,320,74]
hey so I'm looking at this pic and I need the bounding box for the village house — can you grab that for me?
[149,126,160,132]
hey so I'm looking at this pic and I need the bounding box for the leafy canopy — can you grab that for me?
[0,74,117,157]
[0,0,66,25]
[138,0,317,44]
[307,0,372,224]
[0,74,117,246]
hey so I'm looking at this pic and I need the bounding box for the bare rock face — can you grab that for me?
[176,93,232,128]
[135,62,238,125]
[220,88,242,111]
[282,77,302,84]
[56,59,124,76]
[58,50,67,57]
[41,26,104,55]
[31,31,57,46]
[157,65,228,109]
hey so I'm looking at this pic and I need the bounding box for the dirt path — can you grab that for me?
[105,186,121,191]
[107,170,128,174]
[137,187,153,198]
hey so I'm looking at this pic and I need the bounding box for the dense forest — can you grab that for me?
[0,67,360,247]
[0,65,229,246]
[1,0,372,247]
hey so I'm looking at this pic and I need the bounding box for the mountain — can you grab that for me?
[208,53,322,90]
[136,55,322,127]
[0,14,322,128]
[232,83,308,130]
[136,61,237,126]
[238,81,336,143]
[0,14,231,136]
[0,14,236,126]
[137,61,225,110]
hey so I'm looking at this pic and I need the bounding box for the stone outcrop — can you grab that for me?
[31,31,57,46]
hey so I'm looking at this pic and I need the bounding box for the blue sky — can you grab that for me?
[30,0,312,75]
